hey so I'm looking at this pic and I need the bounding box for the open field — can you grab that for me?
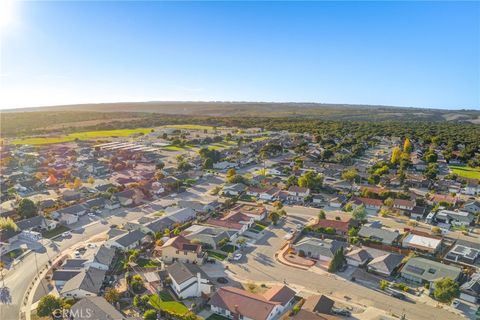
[449,165,480,180]
[12,128,154,145]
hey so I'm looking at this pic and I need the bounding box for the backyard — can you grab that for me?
[449,165,480,180]
[206,250,227,261]
[148,292,189,316]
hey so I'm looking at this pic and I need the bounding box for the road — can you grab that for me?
[227,215,464,320]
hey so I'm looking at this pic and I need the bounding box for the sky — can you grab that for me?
[0,1,479,110]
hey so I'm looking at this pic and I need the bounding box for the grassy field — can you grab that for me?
[162,124,214,130]
[160,145,196,151]
[12,128,153,145]
[449,165,480,180]
[148,294,189,316]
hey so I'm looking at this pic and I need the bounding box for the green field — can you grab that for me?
[136,258,161,268]
[449,165,480,180]
[12,128,154,145]
[148,294,189,316]
[207,250,227,261]
[163,124,214,130]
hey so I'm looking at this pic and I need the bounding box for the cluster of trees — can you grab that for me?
[286,171,324,192]
[328,249,345,272]
[198,147,222,169]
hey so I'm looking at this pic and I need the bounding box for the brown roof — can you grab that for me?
[360,186,389,194]
[393,199,415,207]
[312,219,351,233]
[357,197,383,207]
[231,204,267,216]
[263,285,296,305]
[289,186,309,193]
[161,235,201,253]
[204,218,243,230]
[302,295,334,314]
[209,287,278,320]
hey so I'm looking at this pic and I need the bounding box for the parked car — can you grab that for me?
[390,291,406,300]
[233,253,242,261]
[451,299,460,308]
[73,250,81,258]
[332,308,351,316]
[62,231,71,237]
[87,243,96,249]
[296,224,303,230]
[283,233,294,240]
[87,212,95,217]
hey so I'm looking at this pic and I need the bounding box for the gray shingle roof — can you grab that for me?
[70,296,127,320]
[358,226,400,244]
[61,267,106,295]
[166,261,210,285]
[401,257,462,282]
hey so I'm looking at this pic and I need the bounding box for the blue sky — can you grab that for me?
[1,1,479,110]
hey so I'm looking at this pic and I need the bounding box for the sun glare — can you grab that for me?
[0,0,17,31]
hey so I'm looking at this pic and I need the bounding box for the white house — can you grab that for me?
[463,201,480,214]
[436,210,474,227]
[213,161,237,170]
[106,230,149,250]
[287,186,310,202]
[166,261,212,299]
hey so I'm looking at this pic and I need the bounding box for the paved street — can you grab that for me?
[225,216,464,320]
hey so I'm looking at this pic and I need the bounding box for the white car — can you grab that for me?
[296,224,303,230]
[73,250,81,258]
[451,299,460,308]
[284,233,294,240]
[233,253,242,261]
[87,212,96,217]
[86,243,96,249]
[62,231,71,237]
[288,229,295,234]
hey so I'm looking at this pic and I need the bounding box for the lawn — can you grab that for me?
[220,244,238,253]
[160,145,196,151]
[207,250,227,261]
[12,128,153,145]
[449,165,480,180]
[252,136,269,142]
[136,258,161,268]
[251,223,267,233]
[42,225,70,238]
[148,294,189,316]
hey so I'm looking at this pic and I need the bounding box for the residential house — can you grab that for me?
[345,248,372,267]
[463,179,479,195]
[463,201,480,214]
[393,199,415,211]
[311,218,355,236]
[329,195,347,208]
[222,183,247,197]
[84,245,116,271]
[302,294,334,315]
[16,216,57,232]
[106,230,149,250]
[144,217,175,234]
[60,213,79,225]
[158,235,206,265]
[183,225,235,250]
[60,267,106,298]
[230,203,267,221]
[354,197,383,212]
[115,189,144,207]
[357,226,400,245]
[165,207,196,224]
[209,285,295,320]
[400,257,462,287]
[444,239,480,265]
[166,261,212,299]
[402,231,442,254]
[204,212,255,236]
[409,206,427,220]
[435,210,474,227]
[213,161,237,170]
[53,204,87,219]
[287,186,310,202]
[367,253,404,277]
[62,190,82,202]
[70,296,129,320]
[293,237,346,262]
[460,273,480,303]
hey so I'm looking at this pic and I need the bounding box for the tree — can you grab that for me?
[0,217,18,231]
[298,171,323,192]
[341,168,359,183]
[73,177,82,189]
[155,161,165,170]
[272,201,283,210]
[384,197,394,207]
[236,238,247,247]
[351,205,367,221]
[403,138,412,153]
[379,280,389,290]
[391,146,402,164]
[87,176,95,184]
[105,288,121,303]
[17,198,37,218]
[317,210,326,220]
[143,309,157,320]
[431,226,441,235]
[268,211,280,225]
[203,158,213,169]
[434,277,459,303]
[37,295,63,318]
[328,249,344,272]
[226,168,236,179]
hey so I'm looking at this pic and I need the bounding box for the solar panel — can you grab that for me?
[452,245,467,254]
[405,265,425,275]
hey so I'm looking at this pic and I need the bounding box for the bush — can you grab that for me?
[379,280,389,290]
